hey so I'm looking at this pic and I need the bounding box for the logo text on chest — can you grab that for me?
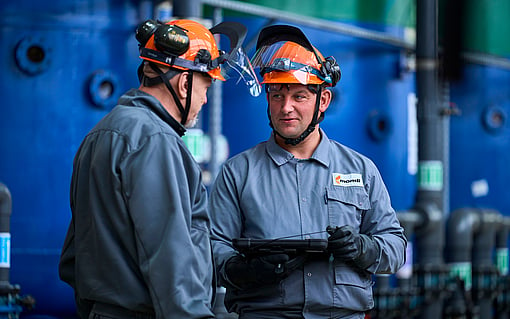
[332,173,363,187]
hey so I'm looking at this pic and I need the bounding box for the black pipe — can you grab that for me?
[0,182,36,313]
[415,0,447,317]
[397,210,425,239]
[495,217,510,253]
[446,208,505,318]
[471,209,501,318]
[372,275,393,318]
[415,0,445,216]
[0,182,12,292]
[396,210,424,288]
[444,208,480,318]
[413,201,447,318]
[446,208,480,265]
[495,216,510,319]
[174,0,202,18]
[394,211,425,318]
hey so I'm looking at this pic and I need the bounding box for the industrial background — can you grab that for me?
[1,0,509,318]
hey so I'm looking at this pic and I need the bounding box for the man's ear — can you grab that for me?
[319,88,332,113]
[175,72,189,99]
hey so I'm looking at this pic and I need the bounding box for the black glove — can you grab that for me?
[327,225,379,269]
[224,254,305,289]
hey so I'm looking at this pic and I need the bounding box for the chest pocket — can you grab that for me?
[325,186,370,227]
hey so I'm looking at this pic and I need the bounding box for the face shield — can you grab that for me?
[210,21,262,97]
[250,25,340,87]
[251,41,327,86]
[137,19,261,96]
[220,46,261,97]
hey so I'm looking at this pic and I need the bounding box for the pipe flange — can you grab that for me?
[482,104,506,134]
[88,70,120,110]
[15,36,53,75]
[367,110,392,141]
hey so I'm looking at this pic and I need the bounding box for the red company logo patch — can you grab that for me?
[332,173,363,187]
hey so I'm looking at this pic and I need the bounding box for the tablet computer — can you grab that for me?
[232,238,328,255]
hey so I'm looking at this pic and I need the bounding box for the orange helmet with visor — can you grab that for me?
[251,25,340,87]
[135,19,261,126]
[136,19,260,95]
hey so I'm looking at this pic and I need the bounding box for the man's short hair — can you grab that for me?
[142,61,182,80]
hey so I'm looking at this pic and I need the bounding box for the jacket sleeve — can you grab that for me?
[209,162,244,288]
[59,217,75,288]
[362,162,407,274]
[59,154,80,289]
[59,164,95,319]
[120,133,214,319]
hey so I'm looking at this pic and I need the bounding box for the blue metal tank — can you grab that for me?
[0,1,145,317]
[449,64,510,214]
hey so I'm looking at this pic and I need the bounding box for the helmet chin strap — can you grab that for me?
[141,62,193,126]
[268,85,324,146]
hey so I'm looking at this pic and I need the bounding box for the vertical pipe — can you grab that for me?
[495,217,510,319]
[415,1,444,217]
[440,82,450,217]
[0,183,12,291]
[138,0,154,21]
[495,219,510,275]
[174,0,222,181]
[472,210,501,318]
[173,0,202,18]
[445,208,479,317]
[205,5,229,317]
[415,0,446,317]
[208,7,224,182]
[373,275,393,318]
[396,210,424,288]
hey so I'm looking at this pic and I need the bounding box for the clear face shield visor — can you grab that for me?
[219,46,261,97]
[138,21,261,97]
[251,41,328,86]
[211,22,261,97]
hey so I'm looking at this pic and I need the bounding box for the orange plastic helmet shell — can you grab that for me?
[142,19,225,81]
[261,41,325,85]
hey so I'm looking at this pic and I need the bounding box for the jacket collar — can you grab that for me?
[122,89,186,137]
[266,128,330,167]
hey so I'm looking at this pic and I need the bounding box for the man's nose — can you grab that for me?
[281,97,294,113]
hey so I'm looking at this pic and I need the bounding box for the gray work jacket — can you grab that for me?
[210,130,406,318]
[59,89,215,319]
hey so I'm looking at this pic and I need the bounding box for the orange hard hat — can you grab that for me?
[255,41,326,85]
[137,19,224,81]
[251,25,340,87]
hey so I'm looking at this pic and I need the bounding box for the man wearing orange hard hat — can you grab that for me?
[209,24,407,318]
[59,18,259,319]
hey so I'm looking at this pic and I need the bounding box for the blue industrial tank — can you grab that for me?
[0,1,145,317]
[220,18,417,211]
[449,64,510,214]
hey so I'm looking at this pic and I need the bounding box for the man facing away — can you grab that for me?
[59,19,259,319]
[209,25,407,319]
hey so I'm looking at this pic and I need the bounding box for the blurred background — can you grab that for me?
[1,0,509,318]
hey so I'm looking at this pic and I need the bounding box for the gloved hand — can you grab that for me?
[327,225,379,269]
[224,253,305,289]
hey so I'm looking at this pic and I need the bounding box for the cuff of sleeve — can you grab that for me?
[222,254,245,290]
[354,235,381,270]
